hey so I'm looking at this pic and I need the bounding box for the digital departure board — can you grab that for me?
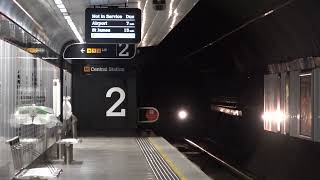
[85,8,141,43]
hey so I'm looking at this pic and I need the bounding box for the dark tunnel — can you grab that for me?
[136,0,320,179]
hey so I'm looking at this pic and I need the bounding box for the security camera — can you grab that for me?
[153,0,166,11]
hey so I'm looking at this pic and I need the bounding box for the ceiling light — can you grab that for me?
[57,4,65,9]
[300,73,312,77]
[60,8,67,13]
[54,0,63,5]
[264,10,274,16]
[138,1,141,9]
[54,1,84,43]
[168,0,175,17]
[64,16,84,43]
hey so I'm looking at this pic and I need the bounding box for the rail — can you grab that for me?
[184,138,254,180]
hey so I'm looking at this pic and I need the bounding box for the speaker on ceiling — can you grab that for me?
[152,0,166,11]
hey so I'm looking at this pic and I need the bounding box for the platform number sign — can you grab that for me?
[106,87,126,117]
[118,44,129,57]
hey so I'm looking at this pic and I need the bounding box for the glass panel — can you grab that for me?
[300,74,312,137]
[284,73,290,134]
[0,14,60,178]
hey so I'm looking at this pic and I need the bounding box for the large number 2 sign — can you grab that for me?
[106,87,126,117]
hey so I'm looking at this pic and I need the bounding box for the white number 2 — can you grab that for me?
[106,87,126,117]
[118,44,129,57]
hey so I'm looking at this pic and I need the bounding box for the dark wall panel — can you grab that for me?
[72,63,137,131]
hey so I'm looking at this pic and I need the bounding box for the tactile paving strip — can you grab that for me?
[137,137,180,180]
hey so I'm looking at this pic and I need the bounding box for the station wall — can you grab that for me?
[137,66,320,179]
[72,63,137,133]
[203,74,320,180]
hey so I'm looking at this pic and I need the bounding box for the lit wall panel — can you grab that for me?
[63,70,72,99]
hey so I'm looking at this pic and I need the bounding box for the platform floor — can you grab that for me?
[54,137,212,180]
[56,137,156,180]
[150,137,212,180]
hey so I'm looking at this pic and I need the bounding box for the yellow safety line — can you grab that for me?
[149,138,188,180]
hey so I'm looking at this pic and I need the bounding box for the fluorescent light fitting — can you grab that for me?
[54,0,63,5]
[54,2,84,43]
[64,16,84,43]
[174,9,178,15]
[300,73,312,77]
[13,0,43,30]
[137,1,141,9]
[169,0,175,17]
[264,10,274,16]
[60,8,67,13]
[57,4,65,9]
[170,9,179,29]
[42,57,59,60]
[170,15,177,29]
[64,15,71,20]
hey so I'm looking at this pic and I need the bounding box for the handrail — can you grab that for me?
[184,138,254,180]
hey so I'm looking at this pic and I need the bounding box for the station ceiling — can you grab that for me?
[1,0,320,74]
[154,0,320,73]
[0,0,199,53]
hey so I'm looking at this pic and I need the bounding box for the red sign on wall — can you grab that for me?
[138,107,159,123]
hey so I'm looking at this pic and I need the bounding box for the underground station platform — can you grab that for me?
[4,0,320,179]
[53,136,211,180]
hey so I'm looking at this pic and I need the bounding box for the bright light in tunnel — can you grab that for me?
[178,110,188,120]
[262,111,286,123]
[262,111,286,132]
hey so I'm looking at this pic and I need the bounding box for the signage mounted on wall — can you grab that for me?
[63,43,136,60]
[138,107,160,123]
[83,64,126,73]
[85,8,141,43]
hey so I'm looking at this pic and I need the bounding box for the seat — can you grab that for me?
[6,136,63,180]
[56,138,82,164]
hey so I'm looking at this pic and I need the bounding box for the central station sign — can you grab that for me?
[85,8,141,43]
[63,43,136,60]
[82,64,126,73]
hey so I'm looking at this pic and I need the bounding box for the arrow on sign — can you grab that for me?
[63,43,136,60]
